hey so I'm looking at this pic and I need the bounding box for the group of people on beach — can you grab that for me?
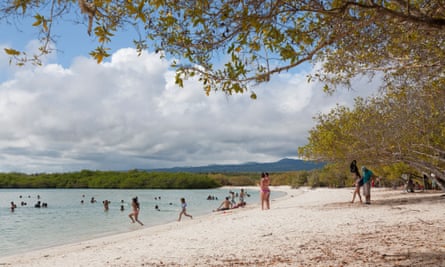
[130,171,273,224]
[130,170,279,224]
[214,188,248,211]
[79,193,192,224]
[350,160,377,204]
[101,177,266,222]
[213,171,271,212]
[129,196,194,223]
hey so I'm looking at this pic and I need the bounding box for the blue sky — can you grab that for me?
[0,11,379,173]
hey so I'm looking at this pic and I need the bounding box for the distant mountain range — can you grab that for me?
[145,158,324,173]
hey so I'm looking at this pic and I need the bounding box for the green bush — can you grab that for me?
[0,170,221,189]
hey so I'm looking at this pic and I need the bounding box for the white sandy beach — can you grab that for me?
[1,186,444,267]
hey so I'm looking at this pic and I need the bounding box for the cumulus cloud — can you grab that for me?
[0,47,379,173]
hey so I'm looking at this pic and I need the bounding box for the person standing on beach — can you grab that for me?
[350,160,363,203]
[260,172,271,210]
[361,167,376,204]
[178,197,193,221]
[129,197,144,226]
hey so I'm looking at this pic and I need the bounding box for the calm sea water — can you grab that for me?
[0,188,285,257]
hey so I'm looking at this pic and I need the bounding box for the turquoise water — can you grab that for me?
[0,188,285,257]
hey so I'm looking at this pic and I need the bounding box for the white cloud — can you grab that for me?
[0,47,380,173]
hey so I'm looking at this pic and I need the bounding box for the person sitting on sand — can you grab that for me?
[234,188,247,208]
[215,197,232,211]
[238,188,246,207]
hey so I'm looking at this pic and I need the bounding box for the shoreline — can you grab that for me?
[0,186,269,258]
[1,186,444,266]
[0,186,270,258]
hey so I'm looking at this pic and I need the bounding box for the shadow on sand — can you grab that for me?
[325,192,444,209]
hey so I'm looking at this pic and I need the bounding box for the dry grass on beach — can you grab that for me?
[1,186,444,267]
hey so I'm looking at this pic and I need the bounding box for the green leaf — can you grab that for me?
[4,48,21,56]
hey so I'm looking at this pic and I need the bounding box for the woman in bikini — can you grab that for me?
[128,197,144,226]
[260,172,271,210]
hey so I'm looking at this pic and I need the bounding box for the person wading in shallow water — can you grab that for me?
[128,197,144,226]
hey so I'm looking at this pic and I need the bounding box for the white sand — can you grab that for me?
[1,186,444,266]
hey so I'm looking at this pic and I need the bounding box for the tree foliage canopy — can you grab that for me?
[298,76,445,187]
[0,170,222,189]
[2,0,444,97]
[2,1,444,185]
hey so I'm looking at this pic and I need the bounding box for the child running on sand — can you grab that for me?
[128,197,144,226]
[178,197,193,221]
